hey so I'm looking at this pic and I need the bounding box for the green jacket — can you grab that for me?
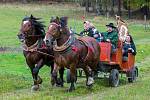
[102,31,118,47]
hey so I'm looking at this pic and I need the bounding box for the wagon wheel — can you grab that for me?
[66,69,77,83]
[128,67,138,83]
[109,69,119,87]
[78,69,83,77]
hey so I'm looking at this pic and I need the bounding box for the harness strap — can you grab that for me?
[53,35,75,52]
[22,41,54,58]
[77,38,94,63]
[22,40,38,51]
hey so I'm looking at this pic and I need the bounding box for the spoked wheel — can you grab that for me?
[109,69,119,87]
[66,69,77,83]
[128,67,138,83]
[78,69,83,77]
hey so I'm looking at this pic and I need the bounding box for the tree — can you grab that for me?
[110,0,115,15]
[85,0,90,12]
[128,0,131,19]
[118,0,122,16]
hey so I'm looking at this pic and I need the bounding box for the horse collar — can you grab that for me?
[53,35,75,52]
[22,40,39,52]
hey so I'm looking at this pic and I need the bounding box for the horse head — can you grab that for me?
[44,16,69,46]
[17,15,45,43]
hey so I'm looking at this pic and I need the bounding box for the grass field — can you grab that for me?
[0,3,150,100]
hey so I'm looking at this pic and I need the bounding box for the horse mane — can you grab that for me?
[50,16,68,27]
[50,16,70,34]
[23,15,45,38]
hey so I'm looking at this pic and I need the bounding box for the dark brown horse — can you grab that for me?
[44,17,100,92]
[17,15,64,91]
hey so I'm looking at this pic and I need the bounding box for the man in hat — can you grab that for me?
[80,21,101,42]
[102,23,118,52]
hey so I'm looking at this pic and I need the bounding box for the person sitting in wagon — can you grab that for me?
[102,23,118,52]
[122,35,136,58]
[80,21,101,42]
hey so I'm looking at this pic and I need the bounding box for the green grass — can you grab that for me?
[0,3,150,100]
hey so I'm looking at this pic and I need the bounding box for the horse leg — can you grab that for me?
[83,66,94,87]
[51,63,59,86]
[33,59,44,84]
[25,59,39,91]
[68,64,76,92]
[57,67,65,87]
[27,64,39,91]
[50,61,54,74]
[31,59,44,91]
[50,62,64,87]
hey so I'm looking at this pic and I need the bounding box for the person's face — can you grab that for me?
[126,36,131,42]
[107,26,113,32]
[84,22,90,30]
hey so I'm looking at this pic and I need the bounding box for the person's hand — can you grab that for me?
[106,39,110,42]
[93,34,98,38]
[128,48,134,53]
[128,48,132,50]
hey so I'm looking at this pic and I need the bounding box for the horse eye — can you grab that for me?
[53,28,56,31]
[28,24,31,27]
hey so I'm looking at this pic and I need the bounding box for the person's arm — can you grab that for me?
[131,43,136,55]
[110,32,118,45]
[101,32,107,41]
[93,28,100,38]
[80,30,86,36]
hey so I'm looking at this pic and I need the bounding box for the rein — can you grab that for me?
[22,40,38,51]
[22,40,54,58]
[35,50,54,58]
[27,34,44,37]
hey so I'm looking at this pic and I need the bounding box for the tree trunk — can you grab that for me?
[110,0,115,15]
[128,0,131,19]
[22,0,28,3]
[118,0,121,16]
[98,0,103,15]
[85,0,89,12]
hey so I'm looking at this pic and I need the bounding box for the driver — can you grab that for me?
[80,21,101,42]
[102,23,118,52]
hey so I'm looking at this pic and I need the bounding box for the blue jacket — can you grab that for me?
[123,42,136,56]
[80,28,101,42]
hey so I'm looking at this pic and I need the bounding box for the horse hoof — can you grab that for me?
[87,84,93,89]
[31,85,39,91]
[37,76,43,84]
[56,84,64,87]
[66,87,75,92]
[87,77,94,86]
[66,89,74,92]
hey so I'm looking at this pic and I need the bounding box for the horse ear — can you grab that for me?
[50,16,54,23]
[61,17,68,22]
[30,14,33,19]
[56,16,60,20]
[50,16,60,24]
[60,17,68,27]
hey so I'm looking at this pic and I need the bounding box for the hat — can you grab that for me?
[83,21,90,24]
[106,23,116,28]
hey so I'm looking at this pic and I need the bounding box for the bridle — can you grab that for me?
[18,20,54,58]
[46,22,75,52]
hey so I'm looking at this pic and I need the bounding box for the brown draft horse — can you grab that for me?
[44,17,100,92]
[17,15,64,91]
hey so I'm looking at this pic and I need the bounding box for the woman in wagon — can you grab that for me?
[102,23,118,53]
[122,35,136,58]
[80,21,101,42]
